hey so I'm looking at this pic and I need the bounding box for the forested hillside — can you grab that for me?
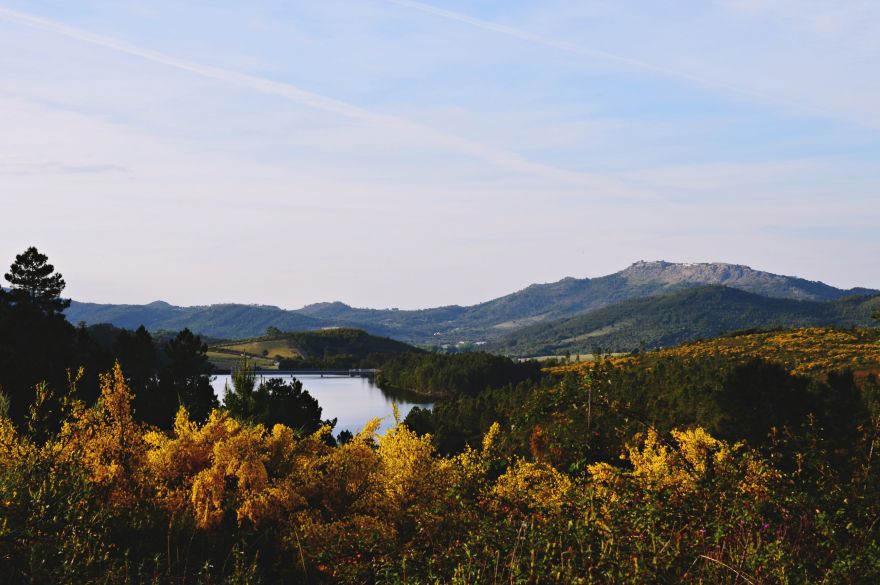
[66,300,332,339]
[492,286,880,356]
[552,326,880,378]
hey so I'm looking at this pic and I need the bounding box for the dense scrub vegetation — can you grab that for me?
[408,354,876,463]
[375,351,543,398]
[553,326,880,377]
[4,359,880,583]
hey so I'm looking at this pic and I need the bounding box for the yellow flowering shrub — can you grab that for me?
[144,408,218,515]
[492,459,573,513]
[589,426,779,503]
[2,356,857,583]
[624,427,723,491]
[585,461,621,503]
[146,407,311,529]
[0,415,33,468]
[53,362,148,508]
[305,419,381,517]
[376,423,440,507]
[441,421,502,488]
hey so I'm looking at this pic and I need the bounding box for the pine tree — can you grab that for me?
[4,246,70,314]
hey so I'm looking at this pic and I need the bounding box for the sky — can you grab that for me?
[1,0,878,309]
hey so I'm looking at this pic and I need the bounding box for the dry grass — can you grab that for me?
[205,350,278,370]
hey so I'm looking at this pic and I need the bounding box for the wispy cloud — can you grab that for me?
[0,161,129,176]
[0,7,378,120]
[0,5,642,197]
[384,0,835,118]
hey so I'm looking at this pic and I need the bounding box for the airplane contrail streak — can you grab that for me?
[0,5,646,197]
[384,0,831,117]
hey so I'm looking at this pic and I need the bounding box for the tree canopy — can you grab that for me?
[4,246,70,315]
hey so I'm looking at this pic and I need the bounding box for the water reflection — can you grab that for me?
[210,374,432,435]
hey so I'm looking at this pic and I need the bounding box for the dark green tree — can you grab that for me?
[4,246,70,315]
[115,326,158,400]
[253,377,330,435]
[0,248,78,425]
[222,356,257,422]
[134,329,217,428]
[224,358,331,435]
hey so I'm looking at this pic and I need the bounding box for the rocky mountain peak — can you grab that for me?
[621,261,761,284]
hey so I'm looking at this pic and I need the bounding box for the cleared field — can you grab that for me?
[213,338,302,360]
[206,350,278,371]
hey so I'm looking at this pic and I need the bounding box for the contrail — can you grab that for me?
[0,5,645,197]
[0,7,384,123]
[384,0,831,117]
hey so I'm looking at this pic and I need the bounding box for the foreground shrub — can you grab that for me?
[2,363,880,583]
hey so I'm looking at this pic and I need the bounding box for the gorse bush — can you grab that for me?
[3,362,880,583]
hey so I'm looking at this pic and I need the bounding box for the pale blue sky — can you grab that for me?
[1,0,878,308]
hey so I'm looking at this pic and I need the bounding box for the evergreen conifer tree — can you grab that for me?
[4,246,70,314]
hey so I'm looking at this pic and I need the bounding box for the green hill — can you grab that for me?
[491,286,880,356]
[208,328,420,369]
[66,300,332,339]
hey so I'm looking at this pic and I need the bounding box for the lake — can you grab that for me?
[210,373,433,435]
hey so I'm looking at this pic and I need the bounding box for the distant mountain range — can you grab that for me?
[66,300,330,339]
[65,261,879,352]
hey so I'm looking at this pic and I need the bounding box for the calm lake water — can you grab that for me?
[210,374,432,435]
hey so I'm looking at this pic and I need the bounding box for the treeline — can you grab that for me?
[0,248,330,436]
[275,343,545,400]
[375,351,544,397]
[277,351,402,370]
[0,248,220,431]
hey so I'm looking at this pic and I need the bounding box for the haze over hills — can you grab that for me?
[64,261,878,344]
